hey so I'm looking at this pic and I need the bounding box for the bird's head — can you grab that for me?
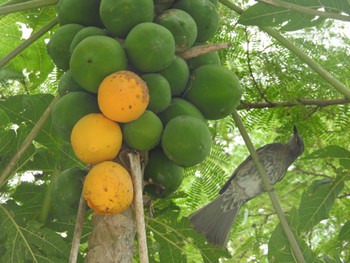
[287,126,304,157]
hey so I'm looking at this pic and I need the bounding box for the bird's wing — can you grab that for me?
[218,143,277,195]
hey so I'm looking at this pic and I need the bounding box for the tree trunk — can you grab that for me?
[86,207,136,263]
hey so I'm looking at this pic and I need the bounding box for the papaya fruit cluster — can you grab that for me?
[48,0,242,213]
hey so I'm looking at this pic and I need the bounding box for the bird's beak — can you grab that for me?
[293,126,298,136]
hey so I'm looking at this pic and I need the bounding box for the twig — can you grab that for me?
[232,110,306,263]
[294,166,333,179]
[238,98,350,110]
[244,28,271,103]
[128,152,148,263]
[0,94,60,189]
[69,193,87,263]
[257,0,350,22]
[179,42,231,60]
[0,17,58,69]
[0,0,58,15]
[338,193,350,199]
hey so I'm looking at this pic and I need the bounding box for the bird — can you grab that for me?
[189,126,304,247]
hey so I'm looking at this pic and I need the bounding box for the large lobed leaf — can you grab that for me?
[238,0,350,31]
[298,176,345,232]
[302,145,350,169]
[0,182,69,262]
[0,94,81,174]
[0,7,56,91]
[268,208,322,262]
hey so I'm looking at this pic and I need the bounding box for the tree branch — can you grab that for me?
[179,42,231,60]
[238,98,350,110]
[257,0,350,22]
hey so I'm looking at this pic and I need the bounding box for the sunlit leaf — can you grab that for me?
[298,177,345,232]
[238,0,350,31]
[268,207,322,262]
[302,145,350,169]
[339,221,350,241]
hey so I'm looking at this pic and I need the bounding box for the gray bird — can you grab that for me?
[189,127,304,247]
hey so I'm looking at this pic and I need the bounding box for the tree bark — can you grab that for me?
[86,208,136,263]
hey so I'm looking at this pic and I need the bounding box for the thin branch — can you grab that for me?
[0,17,58,69]
[232,110,306,263]
[128,152,149,263]
[257,0,350,22]
[69,193,88,263]
[338,193,350,199]
[219,0,350,100]
[238,98,350,110]
[0,94,60,189]
[244,28,271,103]
[179,42,232,60]
[294,166,333,179]
[0,0,58,15]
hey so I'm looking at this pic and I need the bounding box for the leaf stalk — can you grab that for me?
[0,94,60,189]
[232,110,306,263]
[0,0,58,15]
[0,17,58,69]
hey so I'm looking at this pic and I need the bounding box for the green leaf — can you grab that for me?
[24,221,70,261]
[238,0,350,31]
[12,181,46,205]
[0,94,80,174]
[0,202,69,262]
[339,221,350,241]
[298,177,345,232]
[0,7,56,90]
[147,201,231,263]
[302,145,350,169]
[268,207,322,263]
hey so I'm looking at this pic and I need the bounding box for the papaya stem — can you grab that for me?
[0,0,30,8]
[0,94,60,189]
[37,169,60,224]
[179,42,232,60]
[128,152,149,263]
[0,17,58,69]
[69,193,87,263]
[0,0,58,15]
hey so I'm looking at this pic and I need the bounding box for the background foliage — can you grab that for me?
[0,0,349,262]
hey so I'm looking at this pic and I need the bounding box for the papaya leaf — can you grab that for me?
[298,176,345,232]
[0,201,39,262]
[24,221,69,261]
[338,221,350,241]
[11,181,46,206]
[268,207,322,263]
[0,94,80,173]
[302,145,350,169]
[0,7,56,90]
[0,202,69,262]
[238,0,350,31]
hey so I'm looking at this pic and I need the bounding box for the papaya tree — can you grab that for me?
[0,0,349,262]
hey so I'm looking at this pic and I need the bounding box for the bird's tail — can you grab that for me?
[189,194,241,247]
